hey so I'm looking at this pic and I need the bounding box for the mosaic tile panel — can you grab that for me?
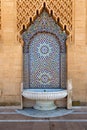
[23,53,29,89]
[23,11,67,89]
[29,33,60,89]
[61,54,67,88]
[23,11,67,53]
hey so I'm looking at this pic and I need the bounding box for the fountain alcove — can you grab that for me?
[21,10,72,110]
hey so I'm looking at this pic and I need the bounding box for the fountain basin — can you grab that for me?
[22,89,67,110]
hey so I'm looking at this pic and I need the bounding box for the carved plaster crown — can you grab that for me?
[17,0,72,34]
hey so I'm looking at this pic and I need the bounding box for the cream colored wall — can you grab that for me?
[68,0,87,104]
[0,0,87,106]
[0,0,22,105]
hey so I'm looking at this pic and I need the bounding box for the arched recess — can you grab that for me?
[22,10,67,89]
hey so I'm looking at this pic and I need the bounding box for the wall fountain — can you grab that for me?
[21,10,72,111]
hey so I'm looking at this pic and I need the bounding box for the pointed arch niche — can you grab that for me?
[22,10,67,90]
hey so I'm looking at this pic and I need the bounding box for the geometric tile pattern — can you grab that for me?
[16,0,72,34]
[29,33,60,88]
[61,54,67,88]
[23,11,67,89]
[23,11,67,53]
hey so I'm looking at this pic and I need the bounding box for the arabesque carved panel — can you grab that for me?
[17,0,72,34]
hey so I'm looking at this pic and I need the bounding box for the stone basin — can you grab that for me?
[22,89,67,110]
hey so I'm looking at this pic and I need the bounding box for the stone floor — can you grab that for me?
[0,107,87,130]
[16,108,73,118]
